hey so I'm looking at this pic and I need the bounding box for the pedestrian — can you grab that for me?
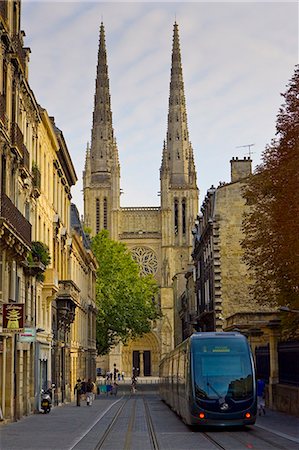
[112,381,119,396]
[106,382,112,396]
[81,378,87,401]
[86,378,94,406]
[74,378,82,406]
[121,371,125,381]
[117,372,121,381]
[131,376,137,394]
[257,378,266,416]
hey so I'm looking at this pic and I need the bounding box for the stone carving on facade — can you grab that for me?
[131,246,158,276]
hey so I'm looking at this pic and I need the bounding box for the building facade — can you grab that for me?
[0,1,98,421]
[0,0,41,421]
[192,157,275,334]
[83,22,199,376]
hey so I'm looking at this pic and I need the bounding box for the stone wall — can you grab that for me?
[270,384,299,417]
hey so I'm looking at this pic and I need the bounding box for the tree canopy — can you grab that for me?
[242,65,299,335]
[91,230,160,354]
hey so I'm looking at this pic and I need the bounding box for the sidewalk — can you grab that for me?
[0,395,122,450]
[255,409,299,443]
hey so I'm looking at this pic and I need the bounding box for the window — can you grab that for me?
[103,197,108,229]
[174,199,179,235]
[96,198,100,233]
[182,199,186,235]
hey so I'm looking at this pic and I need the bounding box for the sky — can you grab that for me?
[21,1,298,216]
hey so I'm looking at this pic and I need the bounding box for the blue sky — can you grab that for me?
[22,1,298,216]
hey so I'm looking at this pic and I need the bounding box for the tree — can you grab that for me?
[91,230,160,355]
[242,65,299,335]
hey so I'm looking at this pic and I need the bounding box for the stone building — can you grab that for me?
[69,203,97,396]
[192,157,275,333]
[83,22,199,376]
[0,0,40,421]
[0,1,98,420]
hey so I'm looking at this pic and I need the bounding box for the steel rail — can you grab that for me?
[94,397,130,450]
[143,396,160,450]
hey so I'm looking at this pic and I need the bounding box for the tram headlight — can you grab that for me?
[199,412,205,419]
[245,412,251,419]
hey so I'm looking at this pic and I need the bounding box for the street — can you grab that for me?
[1,391,298,450]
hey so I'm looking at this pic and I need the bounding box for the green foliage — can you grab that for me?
[29,241,51,266]
[91,230,160,355]
[242,65,299,336]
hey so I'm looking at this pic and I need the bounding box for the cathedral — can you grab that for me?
[83,22,199,376]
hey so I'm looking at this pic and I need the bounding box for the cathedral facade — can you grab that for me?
[83,22,199,376]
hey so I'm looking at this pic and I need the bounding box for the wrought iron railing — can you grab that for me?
[278,341,299,386]
[1,192,31,246]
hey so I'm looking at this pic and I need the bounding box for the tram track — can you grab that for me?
[93,396,131,450]
[203,426,293,450]
[202,432,227,450]
[143,396,160,450]
[89,394,160,450]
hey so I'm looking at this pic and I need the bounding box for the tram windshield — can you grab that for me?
[192,337,253,401]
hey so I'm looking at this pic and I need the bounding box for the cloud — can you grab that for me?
[22,1,298,213]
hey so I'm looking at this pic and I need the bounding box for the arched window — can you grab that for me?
[174,199,179,235]
[96,198,100,233]
[103,197,108,229]
[182,199,186,235]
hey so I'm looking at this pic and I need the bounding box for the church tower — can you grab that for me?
[160,22,199,329]
[83,23,120,240]
[86,21,198,374]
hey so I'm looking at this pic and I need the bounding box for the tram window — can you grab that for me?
[192,338,253,400]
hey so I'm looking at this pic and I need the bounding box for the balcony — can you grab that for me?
[11,121,23,154]
[11,34,26,74]
[0,94,8,130]
[0,192,31,252]
[57,280,80,304]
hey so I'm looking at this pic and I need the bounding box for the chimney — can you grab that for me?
[230,157,252,183]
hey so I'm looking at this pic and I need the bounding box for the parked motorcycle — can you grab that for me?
[40,387,53,413]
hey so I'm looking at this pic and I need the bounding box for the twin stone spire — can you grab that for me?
[84,21,197,199]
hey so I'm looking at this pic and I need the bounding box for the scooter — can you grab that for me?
[41,388,52,413]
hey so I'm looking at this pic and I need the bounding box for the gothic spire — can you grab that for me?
[161,22,196,187]
[90,22,118,176]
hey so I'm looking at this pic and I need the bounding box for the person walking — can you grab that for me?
[257,378,266,416]
[131,376,137,394]
[112,381,119,396]
[74,379,82,406]
[86,378,94,406]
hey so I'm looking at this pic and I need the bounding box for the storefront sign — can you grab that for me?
[19,327,36,343]
[2,303,24,333]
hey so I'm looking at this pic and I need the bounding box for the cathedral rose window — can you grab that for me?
[131,247,158,276]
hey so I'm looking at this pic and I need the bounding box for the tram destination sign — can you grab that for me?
[2,303,24,333]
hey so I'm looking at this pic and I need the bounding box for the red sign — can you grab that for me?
[2,303,24,333]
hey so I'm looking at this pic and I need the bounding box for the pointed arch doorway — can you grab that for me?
[122,332,160,377]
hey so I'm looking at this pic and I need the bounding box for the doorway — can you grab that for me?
[132,350,151,376]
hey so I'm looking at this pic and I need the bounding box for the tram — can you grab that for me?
[159,332,257,426]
